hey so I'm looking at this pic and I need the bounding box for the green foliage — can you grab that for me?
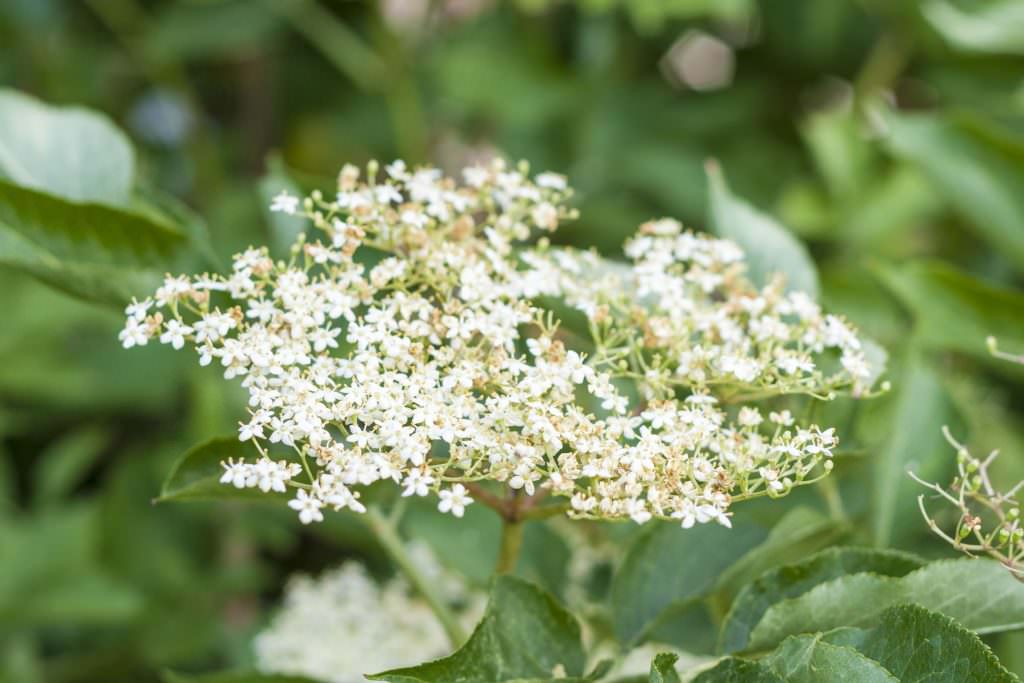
[3,0,1024,680]
[647,653,681,683]
[159,436,289,503]
[719,547,924,653]
[747,558,1024,651]
[706,162,820,298]
[369,576,590,683]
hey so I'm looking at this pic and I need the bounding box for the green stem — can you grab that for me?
[363,506,466,646]
[495,517,525,575]
[819,473,847,522]
[853,31,912,105]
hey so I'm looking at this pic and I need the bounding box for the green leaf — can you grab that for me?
[33,426,111,507]
[159,436,285,503]
[883,111,1024,271]
[648,653,680,683]
[872,351,959,547]
[0,89,134,205]
[854,604,1017,682]
[0,178,198,306]
[875,261,1024,360]
[747,558,1024,651]
[613,508,842,649]
[691,658,782,682]
[706,160,819,298]
[369,575,587,682]
[923,0,1024,56]
[711,507,847,603]
[763,635,897,682]
[611,519,767,647]
[719,547,924,653]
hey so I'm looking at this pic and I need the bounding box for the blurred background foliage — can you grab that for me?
[0,0,1023,680]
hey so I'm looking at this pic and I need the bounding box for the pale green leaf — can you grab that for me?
[706,161,819,298]
[0,89,134,205]
[924,0,1024,56]
[764,635,897,683]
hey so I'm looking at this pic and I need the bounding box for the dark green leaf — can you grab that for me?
[691,658,782,683]
[159,436,286,503]
[719,547,924,653]
[0,178,197,306]
[747,558,1024,651]
[706,161,819,298]
[369,575,586,682]
[0,89,134,205]
[611,519,767,646]
[856,604,1017,682]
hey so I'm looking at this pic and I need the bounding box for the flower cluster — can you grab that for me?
[912,338,1024,580]
[254,545,483,682]
[120,159,876,529]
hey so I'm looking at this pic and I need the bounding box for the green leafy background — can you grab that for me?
[1,0,1023,681]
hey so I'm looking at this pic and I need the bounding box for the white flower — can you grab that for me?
[119,317,150,348]
[437,484,473,518]
[121,158,876,530]
[159,319,193,350]
[125,297,152,320]
[288,489,324,524]
[270,191,300,214]
[254,556,482,683]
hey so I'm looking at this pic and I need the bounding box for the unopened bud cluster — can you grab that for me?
[120,159,876,529]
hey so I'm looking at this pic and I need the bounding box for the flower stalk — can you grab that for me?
[362,506,467,645]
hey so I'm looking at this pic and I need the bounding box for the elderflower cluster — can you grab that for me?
[912,338,1024,580]
[254,545,483,682]
[120,158,876,529]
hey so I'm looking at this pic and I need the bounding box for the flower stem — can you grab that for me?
[363,506,466,646]
[495,517,525,575]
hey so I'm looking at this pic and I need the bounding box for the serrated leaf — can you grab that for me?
[719,547,924,653]
[691,658,782,682]
[648,653,680,683]
[369,575,587,683]
[747,558,1024,651]
[875,261,1024,360]
[923,0,1024,56]
[0,89,134,205]
[159,436,286,503]
[856,605,1018,682]
[706,161,819,298]
[883,111,1024,271]
[763,635,897,682]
